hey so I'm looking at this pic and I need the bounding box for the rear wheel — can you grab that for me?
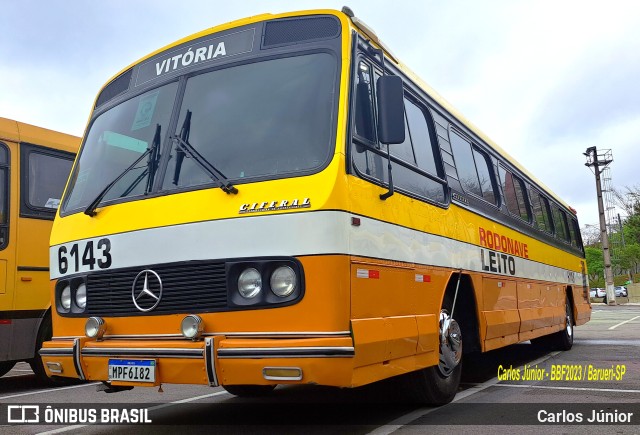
[550,297,574,351]
[223,385,276,397]
[404,294,462,405]
[0,361,16,378]
[535,297,574,351]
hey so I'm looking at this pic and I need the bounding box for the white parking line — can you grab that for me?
[366,351,560,435]
[0,382,100,400]
[35,390,230,435]
[608,315,640,330]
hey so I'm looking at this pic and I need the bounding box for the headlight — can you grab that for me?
[270,266,296,297]
[181,314,204,340]
[75,283,87,309]
[85,316,106,339]
[238,268,262,298]
[60,285,71,310]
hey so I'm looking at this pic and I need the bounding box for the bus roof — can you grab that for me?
[0,117,79,154]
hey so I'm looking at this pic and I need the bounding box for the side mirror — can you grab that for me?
[376,75,405,144]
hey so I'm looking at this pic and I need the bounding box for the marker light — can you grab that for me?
[238,268,262,299]
[270,266,296,297]
[181,314,204,340]
[85,316,106,339]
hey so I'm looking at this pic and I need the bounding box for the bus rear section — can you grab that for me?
[0,117,78,381]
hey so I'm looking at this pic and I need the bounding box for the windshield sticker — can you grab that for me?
[102,131,147,153]
[135,28,255,86]
[44,198,61,209]
[131,91,159,131]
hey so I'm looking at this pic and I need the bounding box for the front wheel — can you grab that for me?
[404,307,462,405]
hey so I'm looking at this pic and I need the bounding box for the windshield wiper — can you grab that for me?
[119,124,163,198]
[84,124,162,217]
[171,110,238,195]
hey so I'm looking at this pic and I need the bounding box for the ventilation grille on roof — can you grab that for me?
[262,16,341,48]
[95,68,133,108]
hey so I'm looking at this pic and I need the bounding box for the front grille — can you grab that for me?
[85,260,228,317]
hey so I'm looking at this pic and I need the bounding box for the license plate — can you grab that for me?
[108,359,156,383]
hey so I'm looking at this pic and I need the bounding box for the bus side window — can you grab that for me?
[530,188,552,233]
[0,143,9,249]
[551,203,570,242]
[498,165,530,221]
[354,61,376,143]
[569,218,583,251]
[405,99,439,176]
[20,144,74,220]
[473,148,497,204]
[351,64,446,204]
[450,130,497,204]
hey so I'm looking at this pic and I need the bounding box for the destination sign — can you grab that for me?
[135,28,255,86]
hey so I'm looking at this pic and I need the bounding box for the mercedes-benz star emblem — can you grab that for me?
[132,269,163,312]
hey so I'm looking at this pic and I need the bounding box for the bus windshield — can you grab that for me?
[62,52,337,214]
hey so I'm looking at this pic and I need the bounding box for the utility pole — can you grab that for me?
[584,147,615,304]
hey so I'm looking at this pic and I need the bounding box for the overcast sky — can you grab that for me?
[2,0,639,227]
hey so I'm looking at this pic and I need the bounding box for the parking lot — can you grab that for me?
[1,303,639,434]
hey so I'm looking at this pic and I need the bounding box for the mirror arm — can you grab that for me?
[368,42,396,200]
[367,45,386,76]
[379,144,394,200]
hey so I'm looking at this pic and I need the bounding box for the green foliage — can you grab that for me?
[618,243,640,271]
[625,214,640,245]
[585,246,604,281]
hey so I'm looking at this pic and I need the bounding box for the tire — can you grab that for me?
[404,293,462,405]
[29,314,58,385]
[223,385,276,397]
[544,296,574,351]
[0,361,16,378]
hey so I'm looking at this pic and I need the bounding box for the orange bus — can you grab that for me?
[0,118,78,381]
[40,8,590,403]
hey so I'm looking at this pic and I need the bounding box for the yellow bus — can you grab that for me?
[40,8,590,403]
[0,118,78,381]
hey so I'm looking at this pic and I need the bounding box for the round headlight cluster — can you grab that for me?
[238,268,262,298]
[57,281,89,313]
[237,266,298,300]
[270,266,297,297]
[60,285,72,311]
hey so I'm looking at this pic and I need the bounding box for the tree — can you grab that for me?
[585,246,604,282]
[618,243,640,275]
[580,224,601,247]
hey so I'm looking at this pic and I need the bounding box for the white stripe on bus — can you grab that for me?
[50,210,584,286]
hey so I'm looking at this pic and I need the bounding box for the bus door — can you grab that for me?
[9,143,74,361]
[0,140,16,362]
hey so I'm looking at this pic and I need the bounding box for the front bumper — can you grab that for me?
[40,335,355,387]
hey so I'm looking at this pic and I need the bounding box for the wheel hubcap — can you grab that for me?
[566,305,573,338]
[438,309,462,377]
